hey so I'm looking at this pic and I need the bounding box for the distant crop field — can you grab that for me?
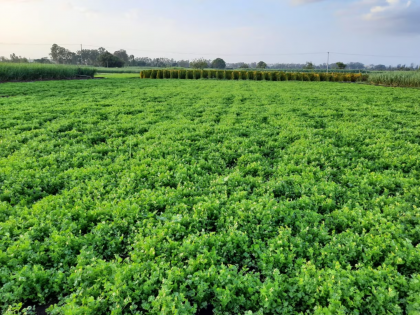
[0,63,96,82]
[1,78,420,314]
[369,71,420,88]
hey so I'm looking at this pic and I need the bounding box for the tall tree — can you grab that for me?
[49,44,76,64]
[113,50,129,64]
[303,62,314,70]
[177,60,190,68]
[77,49,101,66]
[335,62,347,69]
[98,51,124,68]
[211,58,226,69]
[9,53,28,63]
[257,61,267,69]
[190,58,209,69]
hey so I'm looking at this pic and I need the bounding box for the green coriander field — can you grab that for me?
[1,77,420,314]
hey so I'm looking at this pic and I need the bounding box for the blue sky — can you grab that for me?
[0,0,419,65]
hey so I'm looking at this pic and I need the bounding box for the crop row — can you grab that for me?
[0,63,97,82]
[140,69,368,82]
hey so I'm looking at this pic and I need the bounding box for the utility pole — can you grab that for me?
[80,44,83,65]
[327,52,330,74]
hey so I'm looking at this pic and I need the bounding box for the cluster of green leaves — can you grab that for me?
[141,70,368,82]
[1,78,420,314]
[369,71,420,88]
[0,63,96,82]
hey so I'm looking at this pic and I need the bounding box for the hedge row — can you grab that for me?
[140,69,369,82]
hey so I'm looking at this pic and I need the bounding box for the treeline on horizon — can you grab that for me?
[0,44,419,71]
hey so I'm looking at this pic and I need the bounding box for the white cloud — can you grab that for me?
[364,0,412,19]
[60,1,100,18]
[334,0,420,35]
[291,0,326,4]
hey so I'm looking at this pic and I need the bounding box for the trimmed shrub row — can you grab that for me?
[140,69,368,82]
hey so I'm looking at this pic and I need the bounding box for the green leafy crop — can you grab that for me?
[0,78,419,314]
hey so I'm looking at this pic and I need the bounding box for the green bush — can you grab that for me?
[319,73,328,81]
[209,70,217,79]
[192,70,200,80]
[142,70,152,79]
[187,70,194,79]
[162,69,170,79]
[279,71,289,81]
[307,73,315,81]
[262,71,270,81]
[232,71,240,80]
[238,71,246,80]
[215,70,223,80]
[172,70,179,79]
[150,69,158,79]
[225,70,233,80]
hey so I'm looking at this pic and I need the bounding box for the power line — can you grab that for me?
[50,44,329,57]
[330,52,416,59]
[0,43,326,56]
[0,43,81,46]
[1,43,417,59]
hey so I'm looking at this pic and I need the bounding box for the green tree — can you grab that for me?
[211,58,226,69]
[336,62,347,69]
[304,62,314,70]
[98,52,125,68]
[49,44,77,64]
[77,49,101,66]
[9,53,28,63]
[190,58,209,69]
[34,57,52,64]
[113,50,129,64]
[128,55,135,66]
[239,63,249,69]
[257,61,267,69]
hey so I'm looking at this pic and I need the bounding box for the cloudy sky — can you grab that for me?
[0,0,419,65]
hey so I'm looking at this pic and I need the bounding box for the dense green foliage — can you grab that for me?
[140,69,368,82]
[0,63,96,82]
[211,58,227,69]
[369,71,420,88]
[190,59,209,70]
[1,78,420,314]
[257,61,268,69]
[97,52,125,68]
